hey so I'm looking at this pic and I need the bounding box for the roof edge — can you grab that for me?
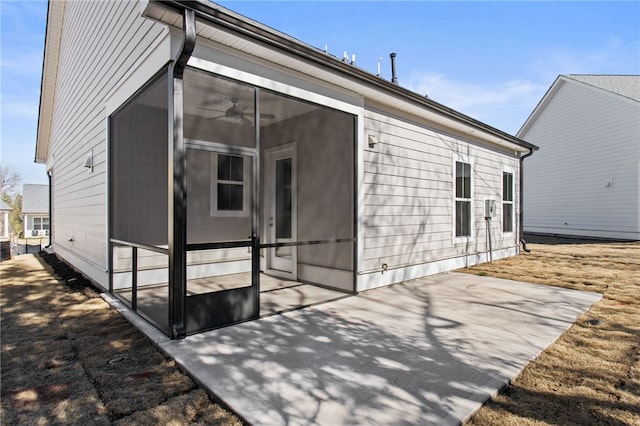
[518,74,640,138]
[154,0,537,152]
[564,74,640,104]
[516,75,565,137]
[35,0,66,165]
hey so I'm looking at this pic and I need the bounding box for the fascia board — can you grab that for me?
[35,0,66,164]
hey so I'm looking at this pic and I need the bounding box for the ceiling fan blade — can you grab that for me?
[197,106,226,113]
[200,98,229,107]
[244,112,276,119]
[241,117,253,126]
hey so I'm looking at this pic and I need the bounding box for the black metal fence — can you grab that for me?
[2,239,48,258]
[0,241,11,261]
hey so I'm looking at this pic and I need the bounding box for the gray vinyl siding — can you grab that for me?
[522,80,640,238]
[47,0,167,280]
[362,109,520,272]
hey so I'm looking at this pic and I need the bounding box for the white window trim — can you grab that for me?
[33,216,50,231]
[452,156,474,244]
[502,166,515,235]
[210,152,251,218]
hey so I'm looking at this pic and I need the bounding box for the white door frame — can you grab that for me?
[264,142,297,280]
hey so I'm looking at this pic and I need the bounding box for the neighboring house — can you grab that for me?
[0,199,10,239]
[518,75,640,240]
[35,0,537,338]
[22,184,50,238]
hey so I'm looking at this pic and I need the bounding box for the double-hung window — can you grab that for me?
[455,161,472,238]
[210,153,249,217]
[502,171,514,233]
[32,216,49,236]
[33,217,49,231]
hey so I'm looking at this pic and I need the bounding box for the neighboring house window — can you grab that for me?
[210,153,250,217]
[0,214,6,237]
[455,161,472,237]
[33,217,49,235]
[503,171,514,233]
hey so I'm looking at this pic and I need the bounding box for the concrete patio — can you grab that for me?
[104,272,601,425]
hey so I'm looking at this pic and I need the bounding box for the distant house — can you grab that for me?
[518,75,640,240]
[0,199,10,239]
[35,0,536,338]
[22,184,49,238]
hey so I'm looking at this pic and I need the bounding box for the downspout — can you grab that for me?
[45,170,52,248]
[168,8,196,339]
[519,147,536,252]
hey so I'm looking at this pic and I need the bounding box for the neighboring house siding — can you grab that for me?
[0,200,11,238]
[522,79,640,239]
[22,184,50,237]
[47,1,167,285]
[362,109,520,275]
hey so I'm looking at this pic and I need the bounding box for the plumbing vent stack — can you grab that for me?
[390,52,398,85]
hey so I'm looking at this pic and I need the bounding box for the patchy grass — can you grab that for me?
[3,238,638,425]
[0,254,243,425]
[460,236,640,426]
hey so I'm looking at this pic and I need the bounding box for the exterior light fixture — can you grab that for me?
[83,149,93,172]
[368,135,378,149]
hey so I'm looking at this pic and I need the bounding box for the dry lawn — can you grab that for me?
[2,239,638,426]
[461,236,640,426]
[0,254,243,425]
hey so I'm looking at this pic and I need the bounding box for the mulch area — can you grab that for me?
[1,253,243,425]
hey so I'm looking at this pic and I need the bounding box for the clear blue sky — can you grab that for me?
[2,1,639,189]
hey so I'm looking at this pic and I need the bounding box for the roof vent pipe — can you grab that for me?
[390,52,398,85]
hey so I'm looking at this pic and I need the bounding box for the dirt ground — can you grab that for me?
[461,235,640,426]
[1,237,638,425]
[0,254,243,425]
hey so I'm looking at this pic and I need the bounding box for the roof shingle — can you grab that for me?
[22,184,49,214]
[566,75,640,102]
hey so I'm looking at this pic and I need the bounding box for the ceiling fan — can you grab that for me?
[198,97,275,125]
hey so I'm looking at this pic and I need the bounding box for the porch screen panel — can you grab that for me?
[185,147,253,295]
[261,90,355,287]
[182,68,256,325]
[110,70,169,333]
[110,71,168,247]
[183,68,256,245]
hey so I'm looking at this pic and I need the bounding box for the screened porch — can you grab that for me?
[109,65,356,337]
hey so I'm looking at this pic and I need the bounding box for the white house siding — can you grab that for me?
[47,1,167,287]
[522,80,640,240]
[360,108,520,290]
[41,1,534,299]
[0,209,9,239]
